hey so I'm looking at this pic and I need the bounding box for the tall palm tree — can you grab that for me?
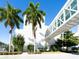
[0,3,23,52]
[23,2,46,53]
[23,2,46,38]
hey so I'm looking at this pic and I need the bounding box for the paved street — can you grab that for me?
[0,53,79,59]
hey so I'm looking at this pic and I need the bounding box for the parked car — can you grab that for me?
[67,45,79,53]
[60,46,67,52]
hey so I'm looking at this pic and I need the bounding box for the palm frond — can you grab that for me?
[4,20,8,27]
[35,2,40,9]
[39,10,46,16]
[36,16,41,28]
[22,7,31,16]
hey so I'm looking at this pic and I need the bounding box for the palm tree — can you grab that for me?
[23,2,46,53]
[0,3,23,52]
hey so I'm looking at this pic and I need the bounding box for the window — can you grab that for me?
[57,20,63,27]
[61,14,64,21]
[71,0,77,10]
[71,11,75,15]
[58,20,60,27]
[65,10,70,20]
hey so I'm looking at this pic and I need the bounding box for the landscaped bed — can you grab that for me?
[0,52,22,55]
[41,51,63,54]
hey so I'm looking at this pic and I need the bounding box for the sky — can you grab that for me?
[0,0,76,44]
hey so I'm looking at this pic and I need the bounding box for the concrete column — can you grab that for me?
[45,42,50,51]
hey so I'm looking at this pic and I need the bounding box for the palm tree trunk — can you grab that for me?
[33,29,36,53]
[9,33,11,52]
[9,29,13,52]
[34,38,36,53]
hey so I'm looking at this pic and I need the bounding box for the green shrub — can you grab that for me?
[50,45,59,51]
[12,35,25,52]
[27,44,34,53]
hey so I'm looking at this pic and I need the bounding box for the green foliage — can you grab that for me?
[62,31,79,47]
[53,34,79,52]
[64,31,73,40]
[23,2,46,38]
[0,3,23,33]
[50,45,60,51]
[56,39,63,47]
[27,44,34,53]
[12,35,25,52]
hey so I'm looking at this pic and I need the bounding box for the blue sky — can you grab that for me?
[0,0,76,44]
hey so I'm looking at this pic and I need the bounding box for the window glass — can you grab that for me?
[71,11,75,15]
[71,0,77,10]
[65,10,70,20]
[61,14,64,21]
[57,20,61,27]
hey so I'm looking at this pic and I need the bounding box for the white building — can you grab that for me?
[15,15,47,49]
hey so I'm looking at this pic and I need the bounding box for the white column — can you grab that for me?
[46,42,50,51]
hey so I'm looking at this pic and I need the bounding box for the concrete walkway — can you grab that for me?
[0,53,79,59]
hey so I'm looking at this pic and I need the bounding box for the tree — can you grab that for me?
[23,2,46,53]
[62,31,79,47]
[0,3,23,52]
[23,2,46,38]
[12,35,25,52]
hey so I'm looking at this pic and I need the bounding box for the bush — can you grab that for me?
[12,35,25,52]
[50,45,59,51]
[56,39,63,47]
[27,44,34,53]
